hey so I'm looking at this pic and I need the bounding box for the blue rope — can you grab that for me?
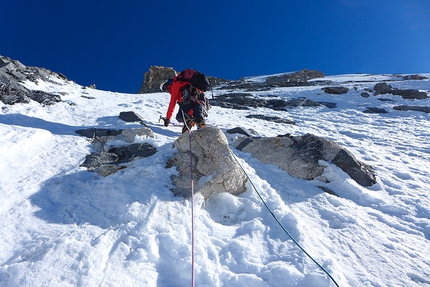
[231,151,340,287]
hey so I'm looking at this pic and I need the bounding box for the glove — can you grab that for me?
[163,118,170,127]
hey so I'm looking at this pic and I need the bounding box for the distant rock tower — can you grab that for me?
[138,66,177,93]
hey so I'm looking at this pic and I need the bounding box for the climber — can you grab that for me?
[160,69,210,133]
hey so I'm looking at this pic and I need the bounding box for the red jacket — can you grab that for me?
[165,79,193,120]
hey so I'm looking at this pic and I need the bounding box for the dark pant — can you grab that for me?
[178,102,205,123]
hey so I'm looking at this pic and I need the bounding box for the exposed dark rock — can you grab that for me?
[284,97,321,108]
[219,69,326,91]
[217,82,272,91]
[319,102,338,108]
[246,114,296,124]
[393,105,430,113]
[0,81,61,106]
[332,149,376,187]
[81,95,96,100]
[77,114,157,176]
[374,83,393,95]
[80,152,119,168]
[377,98,396,102]
[373,82,428,99]
[0,82,31,104]
[264,69,325,86]
[402,74,428,80]
[108,143,157,163]
[0,57,8,69]
[75,128,123,138]
[211,93,336,111]
[30,90,62,105]
[391,89,428,99]
[235,138,255,151]
[78,129,157,175]
[211,93,267,110]
[79,152,125,177]
[119,111,143,123]
[361,92,371,98]
[363,107,388,114]
[322,87,349,94]
[118,111,148,126]
[226,127,259,137]
[0,55,65,105]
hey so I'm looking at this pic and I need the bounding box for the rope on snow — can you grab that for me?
[182,110,196,287]
[181,114,338,286]
[231,150,340,287]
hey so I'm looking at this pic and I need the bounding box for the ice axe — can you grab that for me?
[159,115,170,127]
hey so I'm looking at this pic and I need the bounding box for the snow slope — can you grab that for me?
[1,73,430,287]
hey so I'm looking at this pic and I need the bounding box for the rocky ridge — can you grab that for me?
[0,55,66,106]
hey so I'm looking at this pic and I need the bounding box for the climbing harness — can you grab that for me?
[231,151,340,287]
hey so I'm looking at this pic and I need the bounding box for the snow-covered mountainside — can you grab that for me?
[1,66,430,286]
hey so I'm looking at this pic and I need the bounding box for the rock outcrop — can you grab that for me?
[393,105,430,113]
[234,133,376,187]
[322,86,349,94]
[167,127,248,199]
[264,69,325,86]
[137,66,177,94]
[76,123,156,176]
[373,83,428,99]
[0,55,63,105]
[210,93,336,111]
[218,69,326,91]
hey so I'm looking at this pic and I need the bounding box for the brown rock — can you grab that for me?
[138,66,177,93]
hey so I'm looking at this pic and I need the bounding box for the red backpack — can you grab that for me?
[175,68,211,92]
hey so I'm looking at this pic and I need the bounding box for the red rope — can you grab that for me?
[188,130,195,287]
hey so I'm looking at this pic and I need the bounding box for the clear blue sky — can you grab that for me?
[2,0,430,93]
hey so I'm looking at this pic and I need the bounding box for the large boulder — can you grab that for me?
[138,66,177,94]
[235,133,376,187]
[167,127,248,199]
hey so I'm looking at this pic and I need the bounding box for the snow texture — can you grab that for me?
[1,73,430,286]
